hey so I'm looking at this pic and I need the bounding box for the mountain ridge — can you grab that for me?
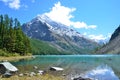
[97,25,120,54]
[22,14,99,54]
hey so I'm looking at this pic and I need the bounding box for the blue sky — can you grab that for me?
[0,0,120,42]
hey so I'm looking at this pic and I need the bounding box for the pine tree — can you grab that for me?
[0,15,4,48]
[3,15,10,49]
[0,14,31,55]
[15,27,25,55]
[23,34,31,55]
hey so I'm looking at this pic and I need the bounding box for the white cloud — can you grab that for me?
[9,0,20,9]
[89,34,107,41]
[1,0,20,10]
[87,25,97,29]
[71,22,97,29]
[45,2,75,27]
[44,2,97,29]
[85,33,111,42]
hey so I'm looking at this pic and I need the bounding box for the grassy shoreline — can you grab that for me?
[0,56,65,80]
[0,56,33,61]
[0,74,65,80]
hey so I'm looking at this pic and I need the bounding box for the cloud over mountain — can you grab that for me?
[44,2,97,29]
[83,33,111,43]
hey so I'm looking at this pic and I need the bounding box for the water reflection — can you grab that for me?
[83,64,119,80]
[11,55,120,79]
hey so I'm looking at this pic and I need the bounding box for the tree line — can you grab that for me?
[0,14,31,55]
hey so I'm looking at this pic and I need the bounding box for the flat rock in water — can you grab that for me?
[33,66,38,69]
[50,67,64,71]
[73,77,92,80]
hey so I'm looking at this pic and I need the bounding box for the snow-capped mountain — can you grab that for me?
[22,14,99,54]
[29,14,83,37]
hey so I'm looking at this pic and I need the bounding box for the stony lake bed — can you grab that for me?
[0,55,120,80]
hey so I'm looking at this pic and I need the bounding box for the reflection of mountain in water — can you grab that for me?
[83,65,119,80]
[12,55,120,80]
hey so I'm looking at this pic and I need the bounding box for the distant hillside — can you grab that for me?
[30,39,67,55]
[22,14,99,54]
[97,25,120,54]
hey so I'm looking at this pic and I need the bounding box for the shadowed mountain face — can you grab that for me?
[98,25,120,54]
[22,15,99,54]
[110,25,120,41]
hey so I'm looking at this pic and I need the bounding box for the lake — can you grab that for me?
[11,55,120,80]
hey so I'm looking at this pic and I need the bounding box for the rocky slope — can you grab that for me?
[98,25,120,54]
[22,14,99,54]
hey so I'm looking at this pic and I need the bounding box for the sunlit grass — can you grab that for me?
[1,74,65,80]
[0,56,32,61]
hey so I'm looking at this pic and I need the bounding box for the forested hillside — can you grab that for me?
[30,39,67,55]
[0,14,31,56]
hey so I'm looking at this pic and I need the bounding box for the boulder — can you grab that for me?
[73,77,92,80]
[19,73,24,77]
[38,70,45,75]
[29,72,36,77]
[50,67,64,71]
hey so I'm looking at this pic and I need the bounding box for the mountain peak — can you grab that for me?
[31,14,84,37]
[22,15,99,54]
[36,14,52,23]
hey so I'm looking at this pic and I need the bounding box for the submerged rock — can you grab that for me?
[29,72,36,77]
[33,66,38,69]
[2,72,12,78]
[73,77,92,80]
[24,72,29,76]
[19,73,24,77]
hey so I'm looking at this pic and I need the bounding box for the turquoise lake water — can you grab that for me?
[11,55,120,79]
